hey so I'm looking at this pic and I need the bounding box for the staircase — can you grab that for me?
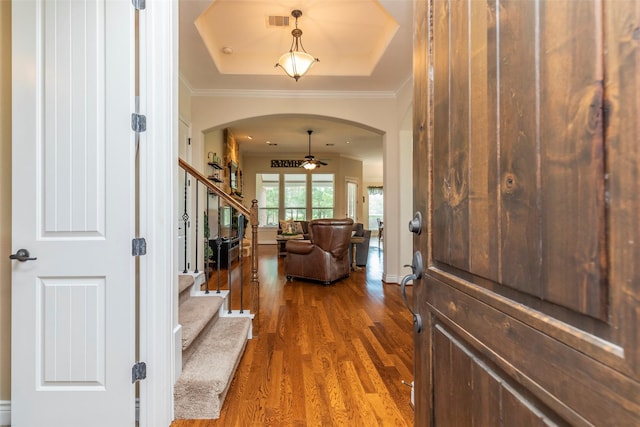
[174,273,253,419]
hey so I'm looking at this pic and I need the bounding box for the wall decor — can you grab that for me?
[271,159,304,168]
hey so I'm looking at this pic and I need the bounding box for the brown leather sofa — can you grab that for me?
[284,218,354,285]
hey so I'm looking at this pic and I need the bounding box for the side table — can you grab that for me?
[350,236,365,271]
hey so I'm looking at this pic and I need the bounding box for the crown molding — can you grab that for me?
[190,88,399,99]
[178,72,412,100]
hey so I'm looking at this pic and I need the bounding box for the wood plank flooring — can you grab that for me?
[171,241,414,426]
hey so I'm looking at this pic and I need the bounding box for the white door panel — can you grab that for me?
[11,0,136,425]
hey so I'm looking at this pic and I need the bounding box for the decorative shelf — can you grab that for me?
[207,161,223,170]
[208,175,223,183]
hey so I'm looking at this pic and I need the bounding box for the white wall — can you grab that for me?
[188,82,413,283]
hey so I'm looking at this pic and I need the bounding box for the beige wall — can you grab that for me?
[189,89,413,282]
[178,77,192,124]
[242,155,362,218]
[241,154,363,243]
[0,0,11,401]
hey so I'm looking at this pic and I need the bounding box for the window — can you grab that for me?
[284,174,307,220]
[256,174,279,226]
[311,174,334,219]
[257,172,336,227]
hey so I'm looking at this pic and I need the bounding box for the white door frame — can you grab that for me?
[137,1,177,425]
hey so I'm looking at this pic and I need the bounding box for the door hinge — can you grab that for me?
[132,238,147,256]
[131,113,146,133]
[131,0,145,10]
[132,361,147,383]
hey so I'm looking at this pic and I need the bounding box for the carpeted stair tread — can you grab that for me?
[178,274,195,295]
[179,296,224,351]
[174,316,251,419]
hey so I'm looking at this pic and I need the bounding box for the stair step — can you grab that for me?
[178,274,195,295]
[174,317,251,420]
[179,295,224,352]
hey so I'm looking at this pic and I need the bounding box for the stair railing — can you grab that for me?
[179,157,260,336]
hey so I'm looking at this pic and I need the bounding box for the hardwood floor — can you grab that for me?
[172,240,415,426]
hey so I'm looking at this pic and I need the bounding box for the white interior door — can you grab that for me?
[11,1,136,426]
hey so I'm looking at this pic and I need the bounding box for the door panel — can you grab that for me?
[11,0,136,425]
[413,0,640,424]
[433,326,565,426]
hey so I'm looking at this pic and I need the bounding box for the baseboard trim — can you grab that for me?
[174,324,183,383]
[382,273,405,284]
[0,400,11,427]
[0,398,142,425]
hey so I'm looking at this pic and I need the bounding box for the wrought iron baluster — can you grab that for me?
[227,211,232,314]
[205,188,210,294]
[215,195,222,294]
[238,214,245,314]
[182,170,189,274]
[194,181,199,274]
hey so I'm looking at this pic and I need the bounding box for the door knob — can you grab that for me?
[9,249,37,262]
[408,211,422,235]
[401,251,423,333]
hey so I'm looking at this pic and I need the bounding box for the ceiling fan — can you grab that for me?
[300,129,327,170]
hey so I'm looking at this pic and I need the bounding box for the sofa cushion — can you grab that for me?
[279,219,294,234]
[279,220,310,239]
[292,221,304,234]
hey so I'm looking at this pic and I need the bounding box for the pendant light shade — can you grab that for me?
[275,10,319,81]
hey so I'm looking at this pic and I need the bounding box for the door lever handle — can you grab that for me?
[401,251,423,333]
[9,249,37,262]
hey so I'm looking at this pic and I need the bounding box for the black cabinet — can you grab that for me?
[208,238,239,267]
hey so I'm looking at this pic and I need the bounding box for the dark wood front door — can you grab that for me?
[412,0,640,424]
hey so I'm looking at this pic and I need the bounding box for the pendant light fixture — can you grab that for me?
[275,10,319,81]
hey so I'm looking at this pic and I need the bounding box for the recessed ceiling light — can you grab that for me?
[221,46,233,55]
[247,135,253,140]
[345,141,351,144]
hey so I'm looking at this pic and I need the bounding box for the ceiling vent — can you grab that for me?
[267,15,290,28]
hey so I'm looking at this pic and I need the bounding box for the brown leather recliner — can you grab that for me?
[284,218,354,285]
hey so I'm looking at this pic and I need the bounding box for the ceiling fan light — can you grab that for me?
[277,51,317,81]
[300,129,320,170]
[302,162,318,170]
